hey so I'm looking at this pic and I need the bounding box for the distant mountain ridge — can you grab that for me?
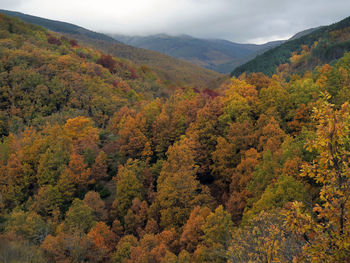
[0,9,117,42]
[288,26,324,41]
[232,16,350,77]
[0,9,222,88]
[111,33,284,73]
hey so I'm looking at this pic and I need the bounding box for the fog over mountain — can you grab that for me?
[1,0,349,43]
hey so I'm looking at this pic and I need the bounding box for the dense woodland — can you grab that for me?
[232,16,350,77]
[0,13,350,263]
[0,9,222,89]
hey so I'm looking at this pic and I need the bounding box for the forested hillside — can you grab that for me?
[111,34,283,73]
[1,13,350,263]
[232,15,350,76]
[0,9,222,88]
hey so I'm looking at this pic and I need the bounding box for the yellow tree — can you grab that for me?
[117,115,152,160]
[63,116,98,153]
[228,210,303,263]
[156,138,214,230]
[285,94,350,262]
[113,159,146,219]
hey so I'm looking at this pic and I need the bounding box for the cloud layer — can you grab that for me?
[1,0,350,43]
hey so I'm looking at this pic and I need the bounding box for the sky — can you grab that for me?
[1,0,350,44]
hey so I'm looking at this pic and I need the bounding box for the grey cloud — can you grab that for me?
[0,0,26,9]
[1,0,350,43]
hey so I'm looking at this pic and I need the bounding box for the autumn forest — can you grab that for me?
[0,11,350,263]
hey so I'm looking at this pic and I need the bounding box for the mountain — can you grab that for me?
[288,26,323,41]
[0,9,118,42]
[2,11,350,263]
[0,9,222,88]
[232,16,350,77]
[0,12,174,131]
[111,33,284,73]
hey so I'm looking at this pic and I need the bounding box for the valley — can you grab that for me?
[0,7,349,263]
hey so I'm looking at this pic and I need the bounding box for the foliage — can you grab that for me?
[232,16,350,77]
[113,159,146,219]
[1,12,350,263]
[285,95,350,262]
[228,211,304,263]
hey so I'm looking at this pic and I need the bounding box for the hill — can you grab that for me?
[0,9,222,88]
[232,16,350,76]
[0,12,173,132]
[1,11,350,263]
[288,26,323,41]
[111,33,283,73]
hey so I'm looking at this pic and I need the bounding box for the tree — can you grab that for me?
[226,148,259,224]
[220,78,258,123]
[193,206,233,263]
[228,211,304,263]
[113,159,145,219]
[246,150,281,210]
[63,116,98,153]
[91,151,109,181]
[63,198,96,233]
[211,136,237,199]
[156,139,214,230]
[108,106,136,134]
[246,72,271,91]
[88,222,116,262]
[36,146,69,186]
[0,232,46,263]
[117,115,151,160]
[97,54,116,73]
[114,235,138,263]
[31,185,62,218]
[83,191,108,221]
[211,120,258,202]
[62,152,92,194]
[285,95,350,262]
[1,153,30,208]
[243,175,309,222]
[185,98,224,183]
[259,77,291,121]
[152,91,199,158]
[124,198,149,237]
[257,116,285,153]
[41,231,94,263]
[180,206,211,253]
[112,219,124,244]
[5,209,49,245]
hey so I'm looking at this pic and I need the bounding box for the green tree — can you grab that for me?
[285,95,350,262]
[243,175,309,222]
[194,206,233,263]
[63,198,96,233]
[114,235,138,263]
[113,159,145,219]
[156,139,213,230]
[5,209,49,244]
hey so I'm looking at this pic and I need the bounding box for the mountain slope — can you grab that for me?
[2,11,350,263]
[0,9,222,88]
[0,9,117,42]
[288,26,323,41]
[111,33,283,73]
[0,12,174,132]
[232,16,350,77]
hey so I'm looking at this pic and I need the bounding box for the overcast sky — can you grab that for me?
[1,0,350,43]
